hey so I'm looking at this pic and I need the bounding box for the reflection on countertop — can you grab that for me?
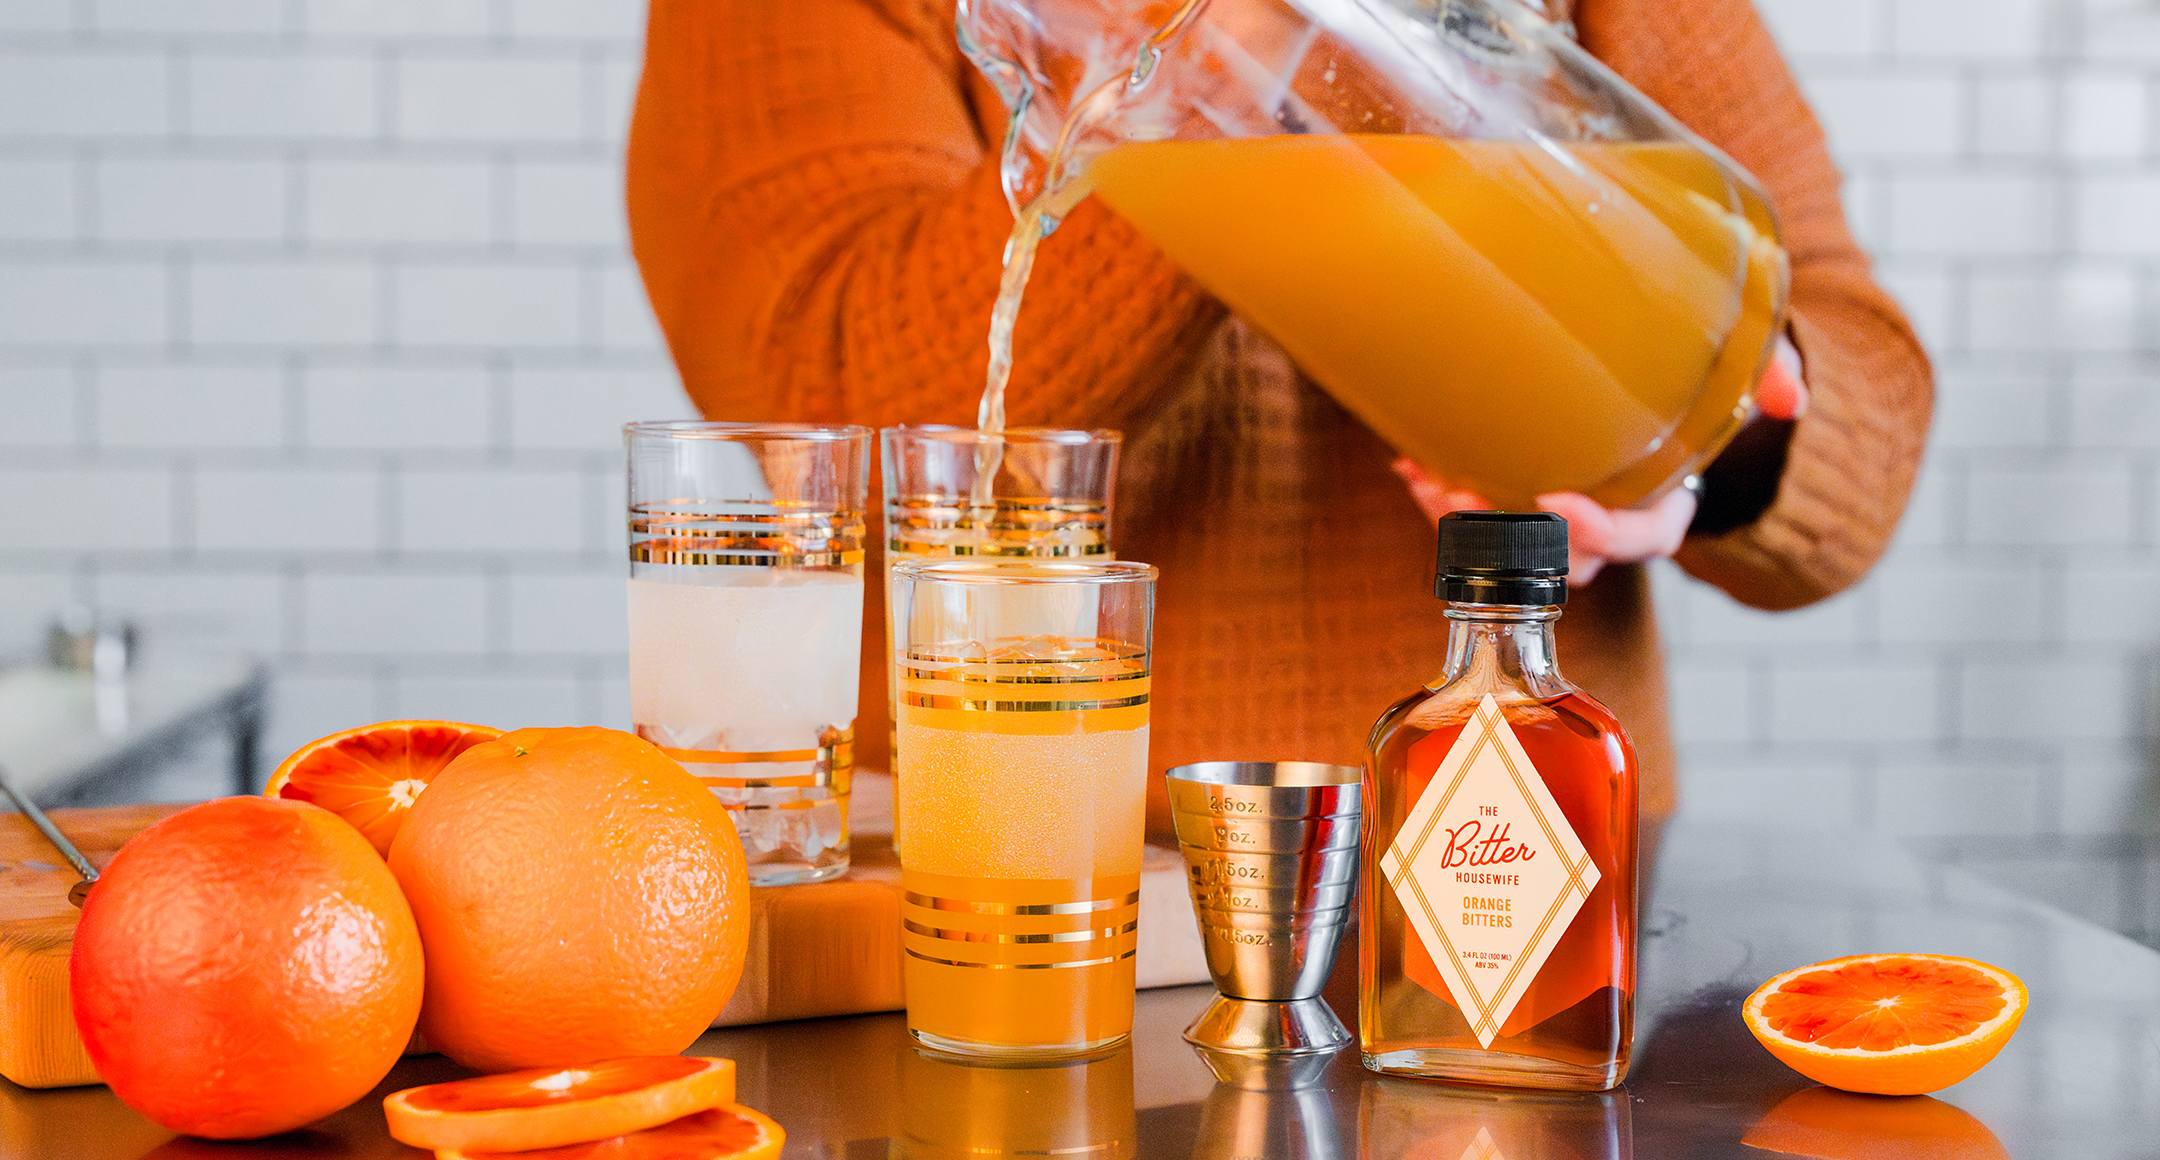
[893,1047,1136,1158]
[1741,1087,2009,1160]
[1359,1079,1628,1160]
[2,820,2155,1159]
[1190,1050,1341,1160]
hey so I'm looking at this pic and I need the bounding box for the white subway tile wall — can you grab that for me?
[92,0,287,36]
[0,1,691,769]
[98,157,289,243]
[188,55,380,140]
[0,160,73,241]
[0,2,2154,881]
[0,364,79,448]
[0,4,71,35]
[0,261,167,345]
[97,363,286,448]
[1658,0,2160,916]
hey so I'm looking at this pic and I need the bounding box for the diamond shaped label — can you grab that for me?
[1382,692,1601,1048]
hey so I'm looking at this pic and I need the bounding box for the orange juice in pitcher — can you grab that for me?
[1089,134,1787,508]
[959,0,1789,508]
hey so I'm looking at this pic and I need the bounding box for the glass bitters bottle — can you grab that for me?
[1361,511,1639,1090]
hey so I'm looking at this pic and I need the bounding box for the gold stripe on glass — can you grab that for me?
[902,891,1142,915]
[899,692,1149,713]
[630,546,864,566]
[627,504,864,567]
[897,665,1149,685]
[662,745,820,764]
[647,728,854,794]
[903,920,1139,943]
[902,948,1138,971]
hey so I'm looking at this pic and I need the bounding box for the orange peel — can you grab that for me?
[431,1104,783,1160]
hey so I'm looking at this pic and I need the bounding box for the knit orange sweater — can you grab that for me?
[626,0,1933,830]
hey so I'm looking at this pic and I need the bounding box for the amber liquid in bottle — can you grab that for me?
[1361,601,1638,1090]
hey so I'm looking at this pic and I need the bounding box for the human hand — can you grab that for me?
[1391,462,1697,586]
[1531,488,1695,585]
[1758,335,1807,421]
[1390,335,1805,583]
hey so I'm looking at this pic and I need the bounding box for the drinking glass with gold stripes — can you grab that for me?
[888,558,1157,1060]
[881,425,1119,561]
[879,425,1121,769]
[625,420,871,887]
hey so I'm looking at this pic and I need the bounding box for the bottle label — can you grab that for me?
[1381,692,1601,1049]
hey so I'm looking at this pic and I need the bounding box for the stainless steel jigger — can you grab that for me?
[1166,761,1362,1057]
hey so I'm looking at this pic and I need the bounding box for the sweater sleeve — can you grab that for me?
[1576,0,1935,611]
[625,0,1224,431]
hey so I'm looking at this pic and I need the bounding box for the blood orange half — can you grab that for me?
[385,1056,735,1153]
[1742,953,2027,1095]
[265,720,502,856]
[433,1105,783,1160]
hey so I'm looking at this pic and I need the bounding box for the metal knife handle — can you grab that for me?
[0,766,100,902]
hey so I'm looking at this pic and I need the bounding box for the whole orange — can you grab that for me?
[70,796,424,1139]
[387,726,750,1072]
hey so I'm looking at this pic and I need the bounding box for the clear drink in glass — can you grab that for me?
[625,421,870,886]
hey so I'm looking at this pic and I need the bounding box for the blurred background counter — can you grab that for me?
[0,654,263,805]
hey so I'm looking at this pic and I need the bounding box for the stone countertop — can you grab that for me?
[5,818,2155,1158]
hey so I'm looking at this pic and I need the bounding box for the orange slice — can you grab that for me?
[385,1057,735,1153]
[266,720,502,856]
[433,1105,783,1160]
[1743,953,2027,1095]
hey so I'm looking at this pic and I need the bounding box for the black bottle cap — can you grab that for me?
[1436,511,1568,606]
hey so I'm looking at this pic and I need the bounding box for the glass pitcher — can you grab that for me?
[959,0,1790,510]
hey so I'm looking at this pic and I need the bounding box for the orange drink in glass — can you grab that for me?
[889,559,1156,1060]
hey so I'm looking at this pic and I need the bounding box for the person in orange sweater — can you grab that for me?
[625,0,1932,836]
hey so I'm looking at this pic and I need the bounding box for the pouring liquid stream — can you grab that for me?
[967,201,1043,525]
[966,3,1206,526]
[967,142,1113,526]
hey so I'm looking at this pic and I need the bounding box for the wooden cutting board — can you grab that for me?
[0,803,184,1089]
[2,779,1208,1089]
[714,773,1209,1025]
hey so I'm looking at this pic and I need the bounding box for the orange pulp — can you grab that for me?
[1744,953,2028,1095]
[266,719,502,856]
